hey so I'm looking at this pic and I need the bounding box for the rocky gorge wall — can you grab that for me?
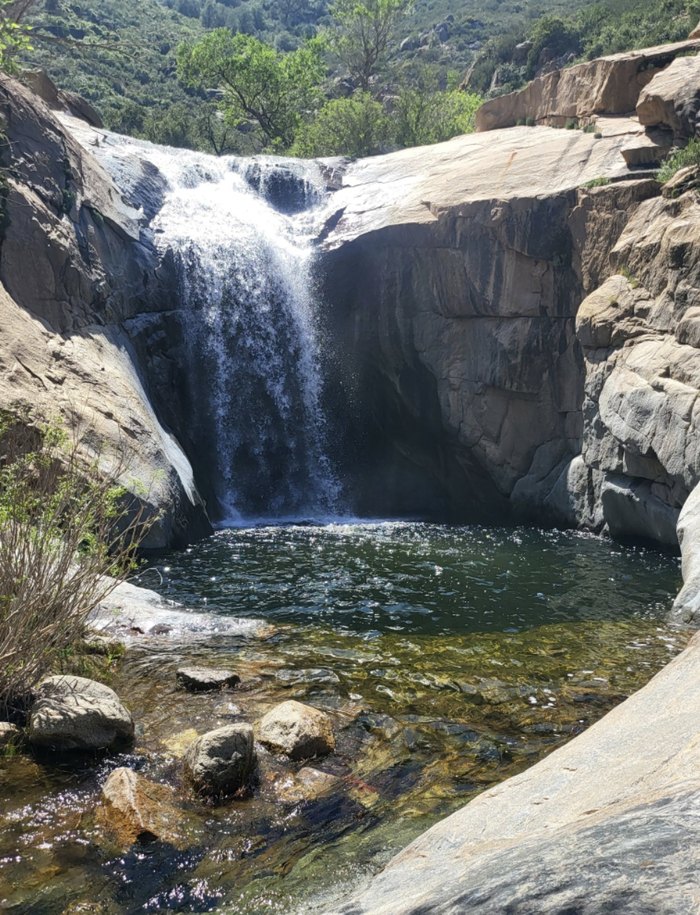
[316,38,700,600]
[3,38,700,575]
[0,75,210,547]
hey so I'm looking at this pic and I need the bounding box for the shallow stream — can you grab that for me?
[0,523,687,914]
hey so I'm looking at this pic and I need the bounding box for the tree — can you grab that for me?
[394,88,481,148]
[0,0,33,72]
[325,0,412,92]
[177,30,324,150]
[291,90,391,157]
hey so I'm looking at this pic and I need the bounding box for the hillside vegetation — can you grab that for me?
[18,0,700,155]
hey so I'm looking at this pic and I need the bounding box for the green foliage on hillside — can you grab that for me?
[467,0,700,96]
[24,0,205,138]
[17,0,700,156]
[659,138,700,183]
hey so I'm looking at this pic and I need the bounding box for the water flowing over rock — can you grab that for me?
[257,700,335,760]
[0,75,209,548]
[65,124,340,523]
[97,767,183,846]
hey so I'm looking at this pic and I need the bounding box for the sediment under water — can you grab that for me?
[0,522,686,914]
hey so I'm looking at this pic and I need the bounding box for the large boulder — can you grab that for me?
[183,724,256,796]
[28,676,134,752]
[97,767,182,846]
[636,54,700,142]
[257,701,335,760]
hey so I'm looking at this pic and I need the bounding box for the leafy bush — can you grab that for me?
[291,91,391,157]
[0,417,150,717]
[658,139,700,183]
[393,87,481,147]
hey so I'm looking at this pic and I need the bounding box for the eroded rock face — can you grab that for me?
[257,701,335,760]
[28,676,134,752]
[573,189,700,546]
[0,74,209,548]
[637,54,700,142]
[318,130,658,523]
[183,724,256,796]
[476,40,700,131]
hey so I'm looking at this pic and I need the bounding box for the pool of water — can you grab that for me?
[0,523,686,914]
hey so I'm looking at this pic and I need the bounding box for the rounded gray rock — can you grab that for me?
[183,723,256,796]
[257,700,335,760]
[28,675,134,752]
[175,666,240,692]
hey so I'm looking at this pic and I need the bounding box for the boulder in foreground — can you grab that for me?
[28,676,134,752]
[183,723,256,796]
[257,700,335,760]
[97,767,182,846]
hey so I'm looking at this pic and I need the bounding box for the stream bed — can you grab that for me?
[0,522,688,914]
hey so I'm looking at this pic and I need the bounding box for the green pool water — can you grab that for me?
[0,523,687,914]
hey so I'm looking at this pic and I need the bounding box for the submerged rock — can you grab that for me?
[97,767,182,846]
[183,724,256,796]
[257,700,335,760]
[273,766,340,804]
[176,666,240,692]
[28,676,134,752]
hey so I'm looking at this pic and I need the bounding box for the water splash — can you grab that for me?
[89,136,340,523]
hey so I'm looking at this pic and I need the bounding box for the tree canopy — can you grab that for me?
[324,0,411,91]
[177,29,324,148]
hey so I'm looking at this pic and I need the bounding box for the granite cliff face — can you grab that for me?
[0,74,210,547]
[316,39,700,573]
[3,41,700,567]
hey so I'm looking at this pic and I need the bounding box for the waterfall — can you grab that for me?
[87,134,340,524]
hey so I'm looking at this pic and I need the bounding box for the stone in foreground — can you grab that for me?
[257,700,335,760]
[0,722,20,749]
[183,724,256,796]
[97,767,182,846]
[28,675,134,752]
[176,666,240,692]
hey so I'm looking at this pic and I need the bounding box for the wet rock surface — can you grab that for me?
[0,722,20,749]
[175,666,240,692]
[257,700,336,760]
[333,630,700,915]
[28,675,134,752]
[183,723,256,796]
[97,767,183,846]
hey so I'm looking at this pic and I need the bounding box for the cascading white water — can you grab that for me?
[88,134,340,523]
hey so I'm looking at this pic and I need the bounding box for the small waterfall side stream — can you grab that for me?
[93,134,340,523]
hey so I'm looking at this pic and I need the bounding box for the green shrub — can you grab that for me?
[0,417,150,717]
[658,139,700,184]
[291,91,392,157]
